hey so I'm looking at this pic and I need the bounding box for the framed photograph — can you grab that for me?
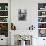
[18,9,27,21]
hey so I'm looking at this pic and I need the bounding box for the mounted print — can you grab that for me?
[18,9,27,21]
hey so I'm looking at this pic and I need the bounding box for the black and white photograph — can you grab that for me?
[18,9,27,21]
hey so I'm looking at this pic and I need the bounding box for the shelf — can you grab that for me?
[38,3,46,37]
[0,22,8,23]
[38,28,46,29]
[0,3,8,37]
[38,10,46,11]
[38,16,46,17]
[0,10,8,11]
[38,22,46,23]
[0,16,8,17]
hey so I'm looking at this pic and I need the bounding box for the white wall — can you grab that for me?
[11,0,46,46]
[11,0,38,45]
[11,0,38,30]
[11,0,46,30]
